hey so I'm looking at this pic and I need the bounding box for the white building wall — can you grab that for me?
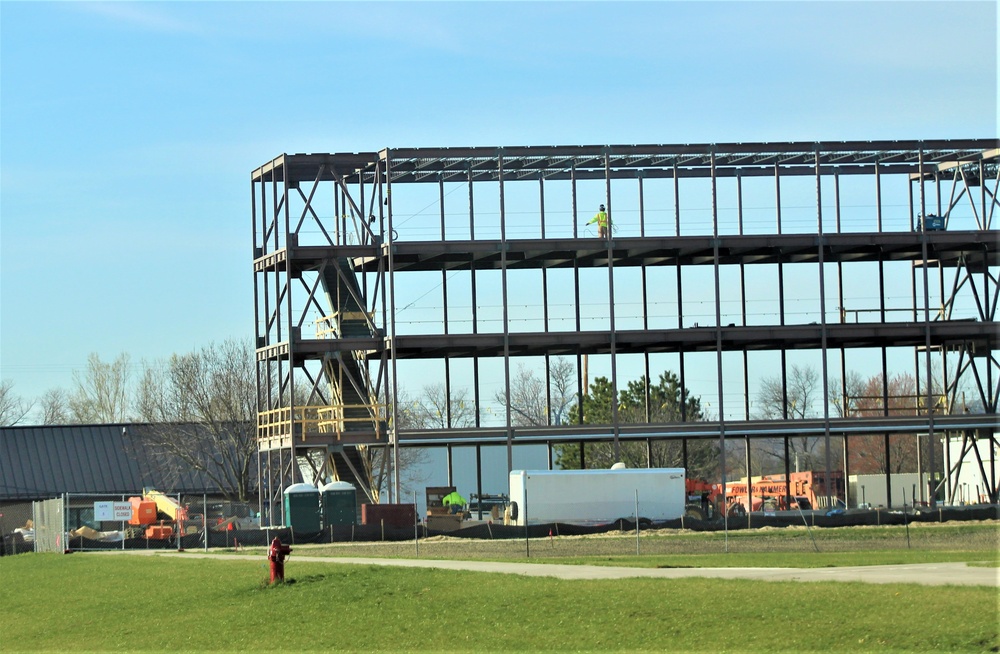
[849,473,930,509]
[946,435,998,504]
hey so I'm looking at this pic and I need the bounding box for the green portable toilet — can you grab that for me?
[283,483,321,533]
[321,481,357,527]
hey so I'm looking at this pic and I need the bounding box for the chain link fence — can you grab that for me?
[3,495,996,558]
[1,493,269,554]
[263,503,999,558]
[0,501,36,555]
[261,505,998,560]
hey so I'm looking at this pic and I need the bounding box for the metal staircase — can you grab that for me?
[317,257,386,441]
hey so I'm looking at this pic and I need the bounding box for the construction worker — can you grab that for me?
[587,204,609,238]
[442,490,467,514]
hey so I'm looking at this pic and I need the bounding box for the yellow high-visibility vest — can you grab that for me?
[589,210,608,227]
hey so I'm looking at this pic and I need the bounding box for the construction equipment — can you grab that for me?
[684,478,721,520]
[725,471,846,513]
[425,486,464,532]
[128,489,205,540]
[684,470,847,519]
[467,493,508,520]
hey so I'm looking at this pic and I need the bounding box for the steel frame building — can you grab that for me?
[252,139,999,525]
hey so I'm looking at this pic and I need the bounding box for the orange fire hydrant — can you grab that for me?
[267,537,292,583]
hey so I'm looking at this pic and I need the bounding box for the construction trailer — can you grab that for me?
[507,468,686,526]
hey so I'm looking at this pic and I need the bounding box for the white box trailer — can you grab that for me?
[508,468,686,526]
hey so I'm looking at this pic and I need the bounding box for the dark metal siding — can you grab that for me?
[0,423,243,500]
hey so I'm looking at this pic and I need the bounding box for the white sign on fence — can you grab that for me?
[94,501,132,522]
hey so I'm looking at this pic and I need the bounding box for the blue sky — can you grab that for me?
[1,0,997,417]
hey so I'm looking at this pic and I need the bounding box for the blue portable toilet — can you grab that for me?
[283,483,321,533]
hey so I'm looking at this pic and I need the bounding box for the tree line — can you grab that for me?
[490,361,960,479]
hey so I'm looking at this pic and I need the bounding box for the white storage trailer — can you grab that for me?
[508,468,686,526]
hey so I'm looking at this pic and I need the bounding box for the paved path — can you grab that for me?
[113,551,998,587]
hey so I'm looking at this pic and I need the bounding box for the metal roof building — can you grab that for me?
[0,423,249,501]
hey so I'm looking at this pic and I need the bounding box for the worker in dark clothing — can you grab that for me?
[587,204,610,238]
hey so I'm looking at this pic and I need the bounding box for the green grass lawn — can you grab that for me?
[1,552,997,653]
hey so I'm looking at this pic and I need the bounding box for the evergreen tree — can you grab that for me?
[554,372,716,478]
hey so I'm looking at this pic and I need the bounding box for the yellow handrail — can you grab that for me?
[257,403,385,440]
[314,311,376,338]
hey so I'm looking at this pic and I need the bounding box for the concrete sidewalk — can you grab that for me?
[117,550,999,586]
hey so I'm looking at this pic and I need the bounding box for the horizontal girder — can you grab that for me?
[396,414,999,446]
[253,230,998,274]
[261,320,996,363]
[250,140,998,185]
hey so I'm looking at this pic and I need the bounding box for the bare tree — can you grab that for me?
[844,372,925,474]
[137,339,257,501]
[135,361,166,423]
[356,442,430,504]
[829,370,867,418]
[69,352,133,423]
[548,358,577,425]
[0,380,32,425]
[755,364,820,420]
[37,388,71,425]
[355,443,385,504]
[402,383,476,429]
[751,364,825,472]
[493,358,577,426]
[495,364,546,426]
